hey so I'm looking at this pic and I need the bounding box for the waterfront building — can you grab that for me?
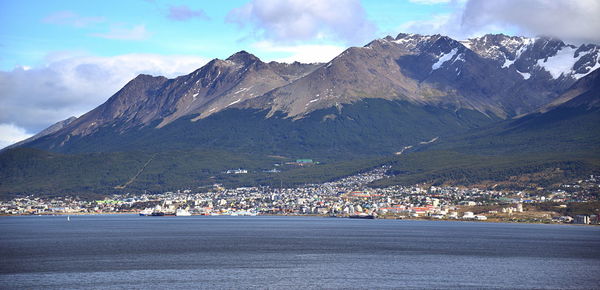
[575,215,590,224]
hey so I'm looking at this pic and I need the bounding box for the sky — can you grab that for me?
[1,0,599,148]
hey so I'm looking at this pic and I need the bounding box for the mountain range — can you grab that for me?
[1,33,599,197]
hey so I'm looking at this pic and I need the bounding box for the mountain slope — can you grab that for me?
[431,68,600,155]
[18,33,600,154]
[3,116,76,150]
[374,68,600,187]
[463,34,599,81]
[241,33,598,119]
[25,98,499,156]
[3,33,600,197]
[0,148,289,198]
[52,51,321,141]
[242,34,514,118]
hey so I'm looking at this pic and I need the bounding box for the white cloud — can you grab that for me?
[0,53,208,136]
[91,24,151,40]
[398,14,458,36]
[227,0,377,45]
[252,41,346,63]
[461,0,600,43]
[398,0,600,43]
[0,123,33,149]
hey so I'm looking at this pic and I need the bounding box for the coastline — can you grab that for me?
[2,212,597,226]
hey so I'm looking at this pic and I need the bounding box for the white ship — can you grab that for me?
[176,208,192,216]
[139,208,153,216]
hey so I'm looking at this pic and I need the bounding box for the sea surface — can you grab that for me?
[1,215,599,289]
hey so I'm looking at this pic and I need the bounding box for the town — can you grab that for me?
[2,166,599,225]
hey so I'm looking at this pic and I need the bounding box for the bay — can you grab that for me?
[1,215,599,289]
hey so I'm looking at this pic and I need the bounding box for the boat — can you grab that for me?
[349,213,376,219]
[176,208,192,216]
[139,208,153,216]
[146,205,169,216]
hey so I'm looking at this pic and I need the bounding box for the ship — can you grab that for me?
[147,205,171,216]
[349,213,376,219]
[176,208,192,216]
[139,208,153,216]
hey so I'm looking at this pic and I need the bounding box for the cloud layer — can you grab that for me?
[402,0,600,43]
[0,53,208,140]
[253,41,345,63]
[461,0,600,43]
[0,124,33,149]
[227,0,377,45]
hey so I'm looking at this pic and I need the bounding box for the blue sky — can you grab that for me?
[0,0,453,70]
[1,0,599,147]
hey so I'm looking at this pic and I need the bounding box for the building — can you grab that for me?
[575,215,590,224]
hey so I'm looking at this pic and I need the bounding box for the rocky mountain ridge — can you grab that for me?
[240,33,599,119]
[3,34,599,197]
[13,33,600,151]
[62,51,321,138]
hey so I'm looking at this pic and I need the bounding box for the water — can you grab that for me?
[1,215,599,289]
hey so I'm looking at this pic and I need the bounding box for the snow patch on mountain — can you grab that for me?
[574,56,600,79]
[517,70,531,80]
[432,48,458,70]
[227,98,242,107]
[453,53,465,64]
[536,46,581,79]
[393,33,433,51]
[234,87,250,94]
[502,57,515,68]
[503,40,533,68]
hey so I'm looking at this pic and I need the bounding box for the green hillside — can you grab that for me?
[0,147,388,199]
[3,93,599,199]
[27,99,499,158]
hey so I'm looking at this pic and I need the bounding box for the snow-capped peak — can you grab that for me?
[462,34,599,80]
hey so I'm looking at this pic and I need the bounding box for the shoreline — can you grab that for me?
[2,212,597,226]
